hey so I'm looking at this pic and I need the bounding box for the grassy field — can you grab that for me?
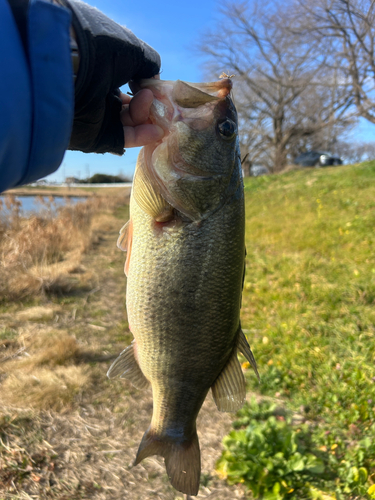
[0,162,374,499]
[218,161,375,499]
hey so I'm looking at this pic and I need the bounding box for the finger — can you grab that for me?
[120,76,159,105]
[120,89,155,127]
[119,92,132,105]
[124,124,164,148]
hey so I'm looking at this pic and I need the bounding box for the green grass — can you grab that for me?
[113,204,130,220]
[220,162,375,499]
[0,328,18,341]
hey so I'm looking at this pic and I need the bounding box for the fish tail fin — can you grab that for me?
[165,432,200,496]
[134,427,201,496]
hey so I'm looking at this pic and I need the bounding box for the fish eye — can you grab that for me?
[217,119,236,140]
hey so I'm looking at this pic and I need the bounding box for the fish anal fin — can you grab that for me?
[134,427,200,496]
[133,152,173,221]
[211,347,246,412]
[238,329,260,382]
[106,341,149,390]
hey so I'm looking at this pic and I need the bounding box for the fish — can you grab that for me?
[107,78,259,496]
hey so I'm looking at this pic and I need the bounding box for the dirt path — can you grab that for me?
[0,209,247,500]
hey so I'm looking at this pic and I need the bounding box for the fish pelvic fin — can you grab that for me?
[238,329,261,382]
[211,345,246,412]
[106,341,149,390]
[134,427,201,496]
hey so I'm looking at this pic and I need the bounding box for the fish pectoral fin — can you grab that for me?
[133,152,173,221]
[117,220,130,251]
[106,341,149,390]
[238,329,261,382]
[211,348,246,412]
[134,427,200,496]
[124,218,133,277]
[117,218,133,277]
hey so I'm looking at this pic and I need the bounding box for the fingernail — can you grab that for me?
[154,125,165,138]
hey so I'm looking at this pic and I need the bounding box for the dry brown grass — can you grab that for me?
[0,194,128,302]
[1,366,89,411]
[21,331,81,367]
[0,328,87,411]
[0,193,129,414]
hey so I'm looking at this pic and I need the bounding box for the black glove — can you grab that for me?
[63,0,161,155]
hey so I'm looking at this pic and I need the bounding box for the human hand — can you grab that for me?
[62,0,161,155]
[120,89,164,148]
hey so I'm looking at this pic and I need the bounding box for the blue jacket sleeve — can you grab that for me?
[0,0,74,193]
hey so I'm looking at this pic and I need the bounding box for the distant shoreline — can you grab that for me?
[4,184,132,198]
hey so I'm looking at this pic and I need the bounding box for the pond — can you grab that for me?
[0,195,88,217]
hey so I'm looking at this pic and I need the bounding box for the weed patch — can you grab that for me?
[217,398,374,499]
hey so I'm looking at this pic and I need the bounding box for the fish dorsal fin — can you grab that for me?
[107,341,149,390]
[133,151,173,221]
[211,347,246,412]
[173,80,220,108]
[238,329,260,382]
[117,220,130,251]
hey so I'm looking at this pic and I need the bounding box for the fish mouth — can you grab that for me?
[129,79,233,139]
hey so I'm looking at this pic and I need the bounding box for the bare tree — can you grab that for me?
[198,0,353,172]
[335,139,375,162]
[291,0,375,124]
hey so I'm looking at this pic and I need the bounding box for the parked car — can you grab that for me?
[293,151,343,168]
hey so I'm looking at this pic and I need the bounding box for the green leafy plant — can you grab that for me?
[217,400,325,499]
[218,398,375,499]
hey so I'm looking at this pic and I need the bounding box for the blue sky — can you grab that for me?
[47,0,375,182]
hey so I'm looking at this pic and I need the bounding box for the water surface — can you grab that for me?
[0,195,88,216]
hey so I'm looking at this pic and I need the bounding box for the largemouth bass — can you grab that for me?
[108,78,259,496]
